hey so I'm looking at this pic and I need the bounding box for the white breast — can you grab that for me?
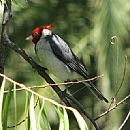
[36,37,81,81]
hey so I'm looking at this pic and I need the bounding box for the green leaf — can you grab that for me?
[25,92,30,114]
[25,92,30,130]
[2,84,13,130]
[72,109,88,130]
[13,84,17,130]
[0,77,6,130]
[63,108,69,130]
[29,94,36,130]
[27,111,30,130]
[56,107,64,130]
[37,99,45,130]
[39,101,51,130]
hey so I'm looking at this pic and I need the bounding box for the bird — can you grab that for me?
[26,25,108,103]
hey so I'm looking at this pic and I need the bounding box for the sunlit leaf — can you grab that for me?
[72,109,88,130]
[0,77,6,130]
[56,107,64,130]
[63,108,69,130]
[29,94,36,130]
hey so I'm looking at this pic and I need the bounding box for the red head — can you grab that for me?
[31,27,42,44]
[26,25,53,44]
[42,25,53,30]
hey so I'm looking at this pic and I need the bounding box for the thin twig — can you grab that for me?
[108,56,127,110]
[4,75,104,93]
[115,56,127,98]
[94,94,130,121]
[118,110,130,130]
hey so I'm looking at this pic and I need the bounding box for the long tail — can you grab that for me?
[84,81,109,103]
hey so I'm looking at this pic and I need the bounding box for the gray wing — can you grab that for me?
[45,33,89,78]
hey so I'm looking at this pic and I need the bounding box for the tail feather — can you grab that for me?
[84,82,109,103]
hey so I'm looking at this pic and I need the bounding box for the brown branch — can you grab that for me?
[94,94,130,121]
[0,0,11,76]
[1,1,100,130]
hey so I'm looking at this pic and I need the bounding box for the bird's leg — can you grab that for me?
[62,80,70,94]
[35,64,48,71]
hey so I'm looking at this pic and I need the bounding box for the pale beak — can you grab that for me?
[25,35,33,41]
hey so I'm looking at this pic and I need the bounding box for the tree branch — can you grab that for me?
[0,0,12,74]
[1,1,100,130]
[94,94,130,121]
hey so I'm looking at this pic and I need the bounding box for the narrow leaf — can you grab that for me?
[72,109,88,130]
[2,84,13,130]
[13,84,17,130]
[37,99,45,130]
[29,94,36,130]
[39,101,51,130]
[56,107,64,130]
[63,108,69,130]
[0,77,6,130]
[27,111,30,130]
[25,92,30,114]
[25,91,30,130]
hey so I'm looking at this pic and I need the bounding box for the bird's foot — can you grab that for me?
[35,64,47,71]
[62,88,68,94]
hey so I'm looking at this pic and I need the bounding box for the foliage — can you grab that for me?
[0,74,88,130]
[0,0,130,130]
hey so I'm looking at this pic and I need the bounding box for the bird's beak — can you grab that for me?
[25,35,33,41]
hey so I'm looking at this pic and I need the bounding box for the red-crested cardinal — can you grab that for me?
[26,25,108,103]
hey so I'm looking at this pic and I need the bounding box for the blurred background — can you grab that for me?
[0,0,130,130]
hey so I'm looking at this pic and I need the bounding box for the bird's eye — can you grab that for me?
[33,32,38,38]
